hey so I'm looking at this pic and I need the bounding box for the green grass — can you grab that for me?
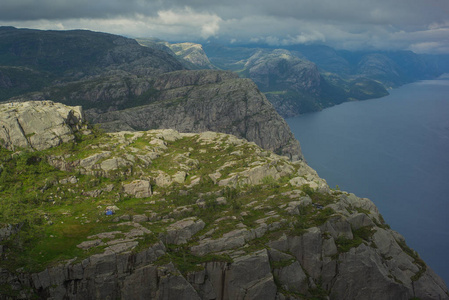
[288,204,336,237]
[300,184,337,206]
[335,226,375,253]
[264,90,287,95]
[397,240,427,281]
[0,129,284,272]
[155,244,232,275]
[271,258,296,269]
[2,221,100,272]
[0,120,399,296]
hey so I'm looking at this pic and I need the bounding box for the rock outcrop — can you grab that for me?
[0,102,447,299]
[0,101,84,151]
[86,70,303,160]
[137,39,216,70]
[168,42,216,70]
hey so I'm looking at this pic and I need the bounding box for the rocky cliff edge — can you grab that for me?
[0,102,447,300]
[0,101,85,151]
[86,70,303,161]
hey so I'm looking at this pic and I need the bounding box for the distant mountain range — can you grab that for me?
[2,26,448,120]
[201,43,449,117]
[131,39,449,118]
[0,27,182,100]
[1,26,448,155]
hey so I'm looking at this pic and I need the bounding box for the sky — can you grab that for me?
[1,0,449,54]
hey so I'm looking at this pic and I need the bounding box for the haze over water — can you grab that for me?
[287,75,449,284]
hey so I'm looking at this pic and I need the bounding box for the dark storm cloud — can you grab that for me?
[1,0,448,53]
[0,0,157,20]
[149,0,449,26]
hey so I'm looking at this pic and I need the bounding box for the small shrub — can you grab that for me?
[335,236,363,253]
[311,207,335,226]
[158,244,232,275]
[353,226,375,241]
[262,175,279,189]
[397,240,427,281]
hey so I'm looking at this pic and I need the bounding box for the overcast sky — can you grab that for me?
[1,0,449,54]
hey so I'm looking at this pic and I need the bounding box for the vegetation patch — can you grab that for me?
[397,240,427,281]
[270,258,296,269]
[300,184,337,206]
[156,244,232,275]
[335,226,375,253]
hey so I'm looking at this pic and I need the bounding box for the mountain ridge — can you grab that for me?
[202,43,448,117]
[0,27,301,160]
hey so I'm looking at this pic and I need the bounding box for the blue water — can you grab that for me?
[287,75,449,285]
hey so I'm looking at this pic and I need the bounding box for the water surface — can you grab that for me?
[287,75,449,284]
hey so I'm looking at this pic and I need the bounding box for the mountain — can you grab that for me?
[11,69,301,160]
[0,27,301,160]
[242,49,321,93]
[241,49,364,117]
[0,101,448,299]
[136,38,216,70]
[0,27,183,100]
[203,44,448,117]
[284,44,447,86]
[84,70,302,160]
[202,45,389,117]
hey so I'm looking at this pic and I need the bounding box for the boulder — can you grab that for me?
[162,217,206,245]
[122,180,152,198]
[0,101,84,151]
[173,171,187,184]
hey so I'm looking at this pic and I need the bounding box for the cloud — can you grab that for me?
[156,7,222,39]
[1,7,222,40]
[0,0,448,53]
[410,42,446,54]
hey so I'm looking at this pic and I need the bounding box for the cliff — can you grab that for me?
[243,49,321,94]
[0,102,447,300]
[136,39,216,70]
[168,42,216,70]
[85,70,302,160]
[0,28,301,160]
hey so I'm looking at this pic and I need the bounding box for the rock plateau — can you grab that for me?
[0,102,447,300]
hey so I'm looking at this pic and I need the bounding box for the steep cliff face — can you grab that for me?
[13,70,302,160]
[0,102,447,300]
[76,70,302,160]
[136,39,216,70]
[167,42,216,70]
[0,28,301,160]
